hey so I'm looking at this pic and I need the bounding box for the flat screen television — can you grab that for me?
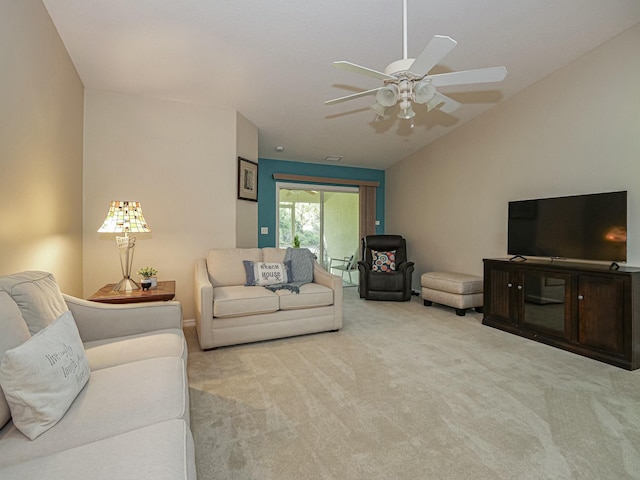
[508,191,627,262]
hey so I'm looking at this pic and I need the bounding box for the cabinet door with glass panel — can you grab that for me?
[520,270,572,339]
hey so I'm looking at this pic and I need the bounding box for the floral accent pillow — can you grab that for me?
[371,250,396,273]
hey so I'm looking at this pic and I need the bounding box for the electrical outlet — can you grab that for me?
[260,227,268,235]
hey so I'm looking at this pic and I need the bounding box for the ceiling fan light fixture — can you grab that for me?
[397,106,415,120]
[426,95,443,112]
[371,103,389,122]
[370,102,386,115]
[414,80,436,104]
[376,85,399,107]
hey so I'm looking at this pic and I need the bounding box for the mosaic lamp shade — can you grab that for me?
[98,201,151,234]
[98,201,151,291]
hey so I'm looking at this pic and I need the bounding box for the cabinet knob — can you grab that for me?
[508,283,513,288]
[517,285,523,290]
[578,295,584,300]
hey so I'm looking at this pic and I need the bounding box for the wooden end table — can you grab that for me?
[88,280,176,304]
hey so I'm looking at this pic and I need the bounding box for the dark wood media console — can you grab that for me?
[483,258,640,370]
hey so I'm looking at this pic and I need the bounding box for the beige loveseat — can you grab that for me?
[194,248,343,349]
[0,271,195,480]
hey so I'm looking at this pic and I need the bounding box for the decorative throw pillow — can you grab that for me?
[371,250,396,273]
[0,310,90,440]
[244,261,293,286]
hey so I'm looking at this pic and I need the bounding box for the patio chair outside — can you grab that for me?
[329,247,359,285]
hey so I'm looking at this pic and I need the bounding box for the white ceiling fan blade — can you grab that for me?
[429,66,508,87]
[325,87,383,105]
[408,35,457,76]
[332,61,395,81]
[432,92,460,113]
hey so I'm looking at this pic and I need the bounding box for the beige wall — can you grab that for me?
[0,0,84,295]
[83,90,247,319]
[235,112,259,248]
[387,24,640,282]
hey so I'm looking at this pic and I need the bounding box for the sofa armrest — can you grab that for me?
[313,261,341,290]
[357,260,372,273]
[194,258,214,349]
[63,294,183,343]
[397,261,415,271]
[313,262,343,330]
[357,261,371,298]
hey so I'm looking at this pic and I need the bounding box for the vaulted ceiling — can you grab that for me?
[43,0,640,169]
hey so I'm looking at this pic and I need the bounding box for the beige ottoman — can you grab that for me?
[421,271,483,316]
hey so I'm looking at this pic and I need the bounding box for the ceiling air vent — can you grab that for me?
[324,155,343,162]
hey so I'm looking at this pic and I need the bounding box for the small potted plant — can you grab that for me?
[137,266,158,290]
[293,235,301,248]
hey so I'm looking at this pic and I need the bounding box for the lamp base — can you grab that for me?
[112,277,140,292]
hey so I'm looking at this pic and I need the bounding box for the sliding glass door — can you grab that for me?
[277,184,359,275]
[278,188,321,252]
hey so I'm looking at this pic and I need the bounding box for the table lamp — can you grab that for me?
[97,201,151,291]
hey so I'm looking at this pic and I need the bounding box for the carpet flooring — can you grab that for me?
[185,288,640,480]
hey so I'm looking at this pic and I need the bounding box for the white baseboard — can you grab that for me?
[182,318,195,327]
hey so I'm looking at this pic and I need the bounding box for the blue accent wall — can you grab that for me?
[257,158,385,247]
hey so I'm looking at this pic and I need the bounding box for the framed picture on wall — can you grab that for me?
[238,157,258,201]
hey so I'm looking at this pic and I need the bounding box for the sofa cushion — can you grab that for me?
[0,311,90,440]
[277,283,334,310]
[83,329,187,370]
[207,248,263,287]
[212,286,279,318]
[0,419,196,480]
[367,270,405,291]
[0,356,188,466]
[262,247,286,263]
[0,271,68,335]
[0,292,31,429]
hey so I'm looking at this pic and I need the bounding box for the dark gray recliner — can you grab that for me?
[357,235,415,301]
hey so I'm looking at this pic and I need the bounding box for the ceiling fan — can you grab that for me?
[325,0,508,120]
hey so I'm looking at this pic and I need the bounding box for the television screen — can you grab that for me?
[508,191,627,262]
